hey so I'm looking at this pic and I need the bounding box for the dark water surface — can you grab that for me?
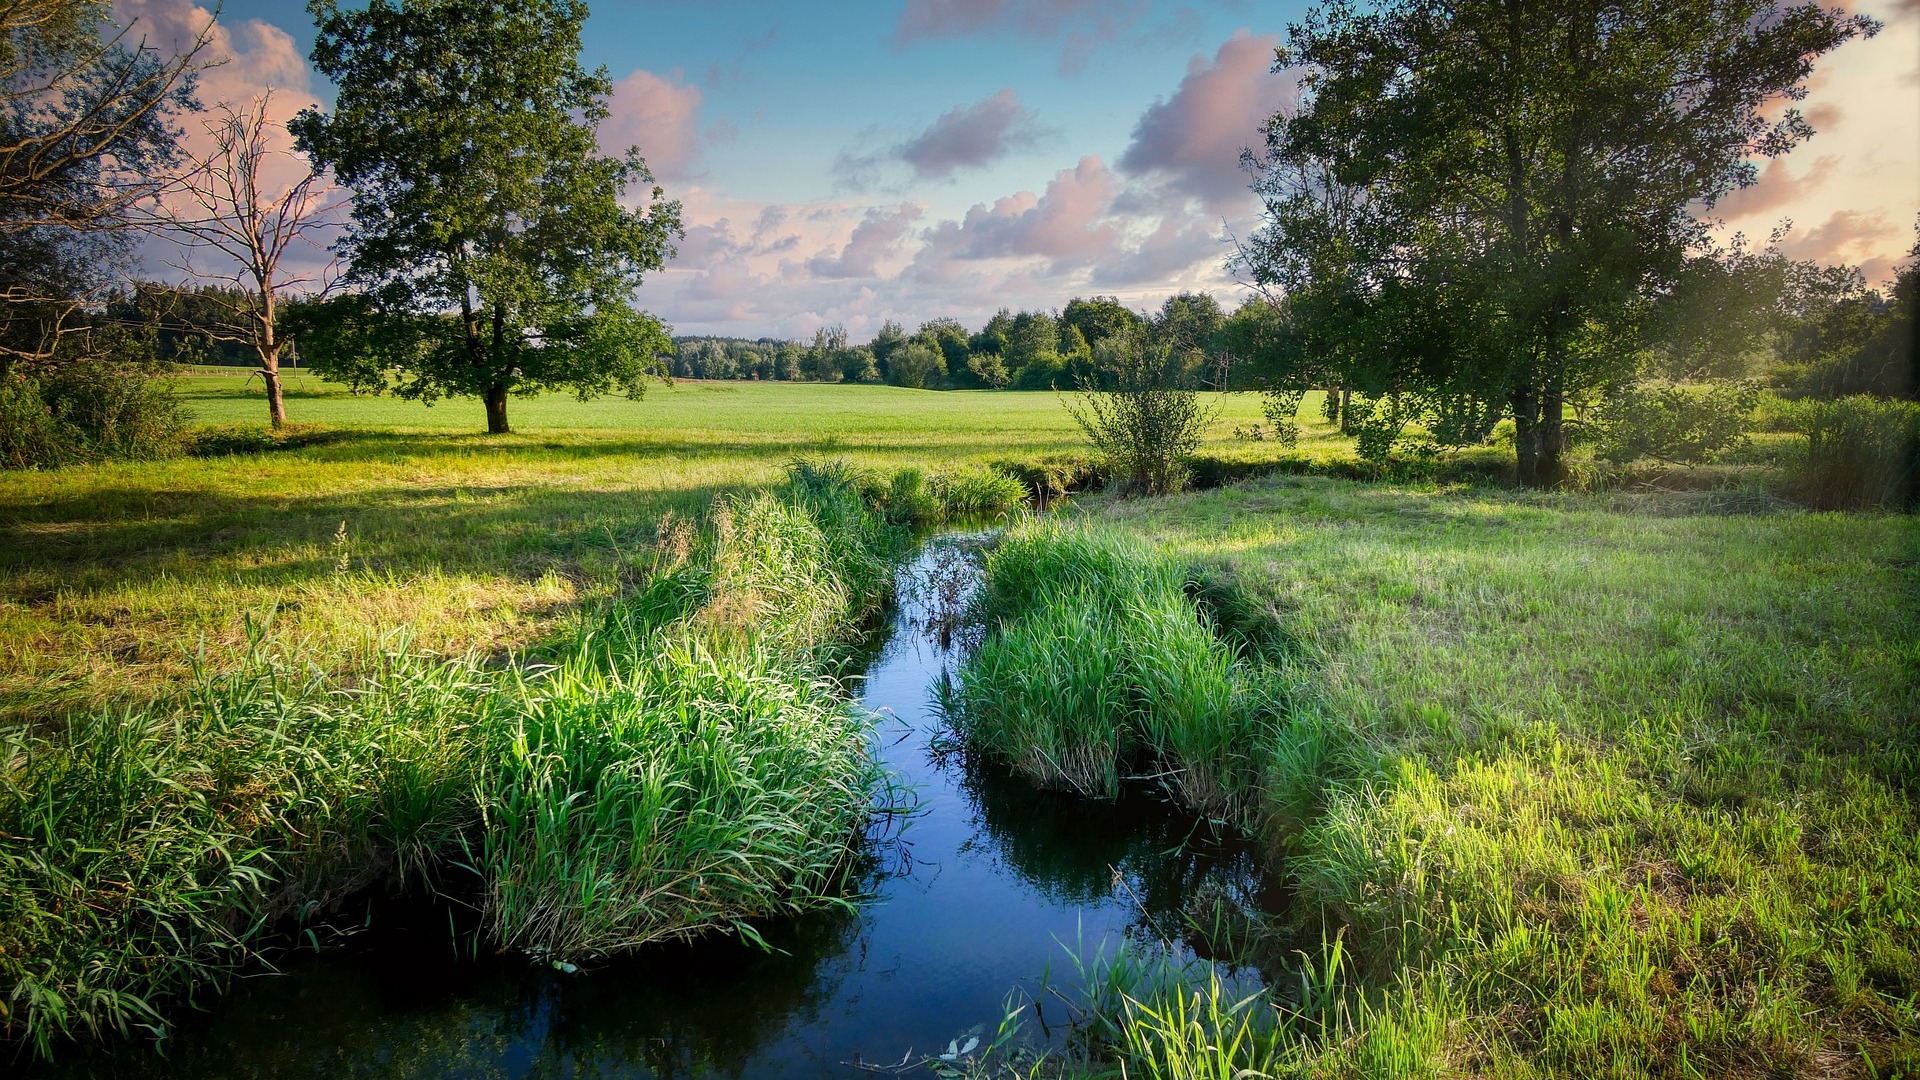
[48,538,1275,1078]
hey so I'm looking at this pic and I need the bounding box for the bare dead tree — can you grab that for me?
[0,0,212,372]
[150,90,338,427]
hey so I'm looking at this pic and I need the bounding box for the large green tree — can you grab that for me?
[291,0,682,433]
[1243,0,1875,485]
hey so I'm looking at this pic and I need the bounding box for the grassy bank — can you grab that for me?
[0,466,921,1061]
[0,378,1278,727]
[953,478,1918,1076]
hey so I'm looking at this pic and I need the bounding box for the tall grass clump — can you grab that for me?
[1789,395,1919,509]
[475,635,877,960]
[791,457,1029,528]
[1062,938,1451,1079]
[951,520,1268,819]
[0,364,189,470]
[0,635,489,1060]
[0,462,907,1061]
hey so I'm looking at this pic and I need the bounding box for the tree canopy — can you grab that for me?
[292,0,682,433]
[1240,0,1876,485]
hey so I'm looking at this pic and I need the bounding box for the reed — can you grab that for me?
[0,463,904,1061]
[950,520,1269,820]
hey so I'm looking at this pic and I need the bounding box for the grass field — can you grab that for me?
[960,479,1919,1076]
[0,374,1277,725]
[5,373,1915,1073]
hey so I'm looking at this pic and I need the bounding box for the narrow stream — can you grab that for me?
[45,537,1277,1078]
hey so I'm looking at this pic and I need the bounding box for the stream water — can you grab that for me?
[45,537,1277,1078]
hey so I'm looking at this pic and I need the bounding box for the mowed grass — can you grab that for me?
[0,375,1282,725]
[1031,477,1919,1076]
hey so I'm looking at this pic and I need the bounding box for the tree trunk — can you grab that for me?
[1537,379,1568,489]
[1513,385,1542,487]
[260,285,286,429]
[484,382,510,434]
[1339,386,1352,433]
[1512,383,1569,489]
[263,349,285,430]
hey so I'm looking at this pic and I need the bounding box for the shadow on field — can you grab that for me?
[0,478,741,587]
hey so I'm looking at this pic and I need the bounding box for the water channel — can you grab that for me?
[45,537,1278,1078]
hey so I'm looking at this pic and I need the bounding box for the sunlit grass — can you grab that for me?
[1018,476,1920,1076]
[0,468,901,1060]
[0,378,1284,725]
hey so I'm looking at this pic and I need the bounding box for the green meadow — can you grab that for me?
[0,374,1273,725]
[3,376,1915,1075]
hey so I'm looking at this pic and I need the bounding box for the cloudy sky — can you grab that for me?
[122,0,1919,342]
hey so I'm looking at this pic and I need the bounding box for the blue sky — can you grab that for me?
[124,0,1920,342]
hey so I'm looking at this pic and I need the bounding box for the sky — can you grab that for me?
[118,0,1920,343]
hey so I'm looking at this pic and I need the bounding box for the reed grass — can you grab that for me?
[950,521,1273,819]
[0,464,904,1061]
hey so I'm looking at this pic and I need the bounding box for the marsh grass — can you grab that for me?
[0,464,904,1061]
[951,521,1277,820]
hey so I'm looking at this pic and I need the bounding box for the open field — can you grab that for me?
[0,376,1280,725]
[5,376,1915,1074]
[963,479,1919,1075]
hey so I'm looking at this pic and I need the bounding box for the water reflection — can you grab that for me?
[37,536,1278,1079]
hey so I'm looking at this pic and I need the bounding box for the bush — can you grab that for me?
[1791,395,1920,510]
[1593,379,1760,466]
[1012,353,1067,390]
[885,341,945,389]
[1067,338,1216,496]
[0,373,75,468]
[0,363,187,469]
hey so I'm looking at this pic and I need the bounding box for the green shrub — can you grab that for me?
[0,363,187,469]
[1593,380,1760,466]
[885,341,946,389]
[1067,342,1216,497]
[1791,395,1919,510]
[0,373,76,468]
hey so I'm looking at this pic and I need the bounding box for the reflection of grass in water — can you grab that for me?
[1,467,902,1062]
[47,900,871,1080]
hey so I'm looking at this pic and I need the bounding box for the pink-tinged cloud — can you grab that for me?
[115,0,314,115]
[115,1,340,285]
[1091,216,1223,287]
[1713,155,1839,219]
[1779,209,1904,280]
[921,156,1121,270]
[602,69,704,182]
[806,204,924,279]
[893,0,1148,74]
[1118,32,1298,210]
[899,90,1045,179]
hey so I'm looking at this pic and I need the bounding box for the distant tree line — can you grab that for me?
[666,291,1279,392]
